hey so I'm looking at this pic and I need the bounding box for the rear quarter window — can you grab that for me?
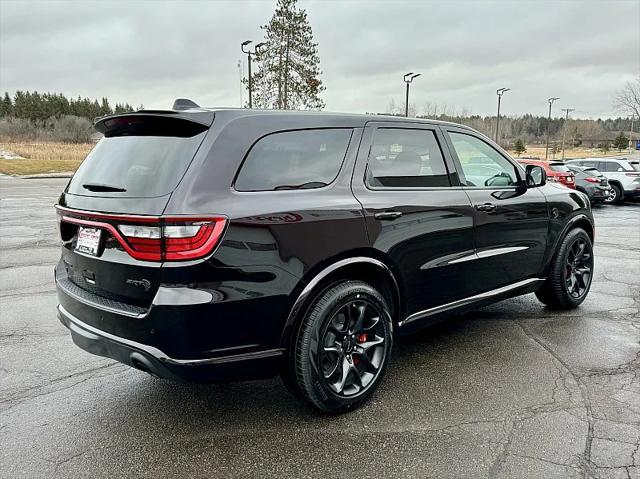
[234,129,352,191]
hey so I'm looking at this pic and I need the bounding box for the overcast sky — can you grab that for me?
[1,0,638,119]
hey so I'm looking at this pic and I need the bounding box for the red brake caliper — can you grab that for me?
[353,333,368,365]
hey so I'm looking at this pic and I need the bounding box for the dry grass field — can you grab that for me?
[507,146,625,160]
[0,141,93,175]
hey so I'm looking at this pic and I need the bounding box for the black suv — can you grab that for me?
[56,106,595,413]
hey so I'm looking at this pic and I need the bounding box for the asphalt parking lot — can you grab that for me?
[0,176,638,479]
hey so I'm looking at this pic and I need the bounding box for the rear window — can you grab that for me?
[68,118,207,198]
[235,129,352,191]
[549,164,570,173]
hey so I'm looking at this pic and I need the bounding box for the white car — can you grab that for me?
[567,158,640,204]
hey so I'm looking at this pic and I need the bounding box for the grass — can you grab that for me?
[508,146,626,160]
[0,141,92,175]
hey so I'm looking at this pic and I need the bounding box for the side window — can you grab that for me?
[448,132,520,187]
[581,161,598,168]
[598,161,616,172]
[235,129,352,191]
[367,128,449,188]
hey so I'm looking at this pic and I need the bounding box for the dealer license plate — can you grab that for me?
[75,227,102,256]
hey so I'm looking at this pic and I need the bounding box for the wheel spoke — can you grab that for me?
[331,357,352,393]
[352,304,366,332]
[323,352,342,379]
[362,316,380,332]
[354,350,376,373]
[323,344,340,355]
[566,274,575,293]
[575,270,589,289]
[358,335,384,352]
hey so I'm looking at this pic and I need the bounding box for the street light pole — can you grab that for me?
[403,72,421,117]
[630,115,635,154]
[495,88,510,144]
[241,40,266,109]
[545,97,560,160]
[560,108,575,160]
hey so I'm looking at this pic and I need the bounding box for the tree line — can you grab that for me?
[384,99,636,148]
[0,91,135,122]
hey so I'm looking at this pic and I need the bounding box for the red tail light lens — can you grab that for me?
[625,172,640,177]
[56,207,227,262]
[584,177,600,183]
[162,218,227,261]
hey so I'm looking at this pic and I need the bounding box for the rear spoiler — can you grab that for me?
[94,110,214,138]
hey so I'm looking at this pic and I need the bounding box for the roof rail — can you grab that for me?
[172,98,200,110]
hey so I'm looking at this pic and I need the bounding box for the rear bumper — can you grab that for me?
[58,304,284,382]
[584,185,610,202]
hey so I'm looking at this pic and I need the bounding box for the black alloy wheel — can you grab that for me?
[320,298,387,396]
[291,281,393,413]
[564,237,593,299]
[535,228,594,309]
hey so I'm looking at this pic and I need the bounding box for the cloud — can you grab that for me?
[0,0,638,118]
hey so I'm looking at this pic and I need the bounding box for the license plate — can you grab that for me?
[75,227,102,256]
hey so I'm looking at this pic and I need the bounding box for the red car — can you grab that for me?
[517,158,576,189]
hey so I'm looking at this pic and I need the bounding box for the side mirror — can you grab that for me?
[526,164,546,187]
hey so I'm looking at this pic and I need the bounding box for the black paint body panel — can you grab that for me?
[55,109,594,382]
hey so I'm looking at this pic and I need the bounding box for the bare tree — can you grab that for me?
[614,76,640,119]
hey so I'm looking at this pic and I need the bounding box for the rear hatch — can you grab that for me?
[549,162,575,187]
[57,111,217,309]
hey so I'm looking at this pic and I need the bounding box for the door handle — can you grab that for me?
[475,203,497,212]
[374,211,403,221]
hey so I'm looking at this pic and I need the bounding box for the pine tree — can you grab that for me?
[514,139,526,156]
[612,131,628,151]
[251,0,325,110]
[0,92,12,117]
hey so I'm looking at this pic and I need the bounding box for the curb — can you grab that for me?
[18,173,74,179]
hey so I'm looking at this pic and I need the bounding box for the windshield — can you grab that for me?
[68,131,206,198]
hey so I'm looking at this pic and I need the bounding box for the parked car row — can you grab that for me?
[566,157,640,204]
[516,157,640,205]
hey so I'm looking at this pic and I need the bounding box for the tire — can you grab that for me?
[290,280,393,413]
[535,228,594,309]
[604,183,622,204]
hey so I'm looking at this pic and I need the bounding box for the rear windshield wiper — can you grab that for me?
[82,183,127,192]
[274,181,328,190]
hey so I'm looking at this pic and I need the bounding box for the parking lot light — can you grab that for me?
[545,97,560,160]
[404,72,421,117]
[495,88,510,144]
[241,40,266,109]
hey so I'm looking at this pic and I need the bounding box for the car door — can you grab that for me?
[351,122,477,318]
[442,127,549,290]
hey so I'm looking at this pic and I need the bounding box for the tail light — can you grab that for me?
[56,207,227,262]
[584,177,600,183]
[625,172,640,177]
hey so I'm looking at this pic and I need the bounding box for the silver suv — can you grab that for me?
[567,157,640,204]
